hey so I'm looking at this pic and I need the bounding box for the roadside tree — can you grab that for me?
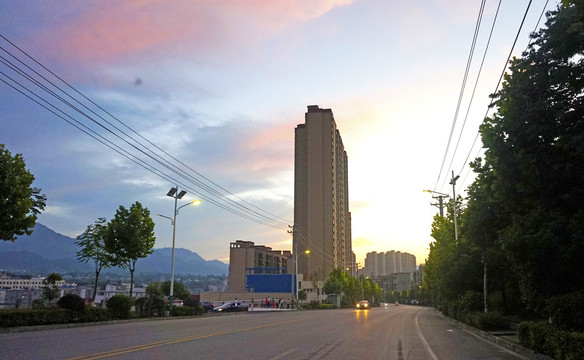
[42,272,63,306]
[75,217,112,303]
[104,201,156,297]
[0,144,46,241]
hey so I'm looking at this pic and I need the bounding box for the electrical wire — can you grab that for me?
[439,0,502,193]
[0,34,292,230]
[454,0,548,194]
[433,0,487,193]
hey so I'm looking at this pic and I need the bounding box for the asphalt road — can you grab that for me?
[0,305,528,360]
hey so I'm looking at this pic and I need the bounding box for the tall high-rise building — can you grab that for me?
[293,105,352,279]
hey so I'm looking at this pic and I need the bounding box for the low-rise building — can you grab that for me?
[0,274,65,290]
[94,284,146,305]
[228,240,293,292]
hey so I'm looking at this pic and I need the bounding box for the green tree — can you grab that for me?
[42,272,63,306]
[0,144,46,241]
[160,281,190,301]
[104,201,156,297]
[298,289,307,304]
[75,217,112,304]
[478,1,584,312]
[310,268,326,298]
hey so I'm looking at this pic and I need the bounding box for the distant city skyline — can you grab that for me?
[0,1,556,268]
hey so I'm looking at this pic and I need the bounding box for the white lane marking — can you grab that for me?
[415,309,439,360]
[269,348,297,360]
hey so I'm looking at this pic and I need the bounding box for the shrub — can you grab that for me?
[135,296,165,317]
[319,304,337,310]
[467,311,509,331]
[79,307,111,322]
[171,306,203,317]
[518,321,584,359]
[107,294,134,319]
[459,291,483,314]
[546,291,584,331]
[57,294,86,312]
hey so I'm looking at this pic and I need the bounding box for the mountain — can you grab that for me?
[0,223,228,276]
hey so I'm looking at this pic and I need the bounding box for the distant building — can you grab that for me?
[0,274,65,290]
[294,105,352,279]
[228,240,292,292]
[363,251,416,276]
[94,284,146,305]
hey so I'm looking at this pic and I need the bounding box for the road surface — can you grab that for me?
[0,305,528,359]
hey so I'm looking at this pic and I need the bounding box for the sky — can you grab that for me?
[0,0,557,267]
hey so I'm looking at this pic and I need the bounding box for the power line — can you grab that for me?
[0,34,292,230]
[433,0,487,192]
[454,0,547,193]
[439,0,502,193]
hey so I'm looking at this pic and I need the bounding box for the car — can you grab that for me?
[355,300,369,310]
[394,301,400,306]
[213,301,248,312]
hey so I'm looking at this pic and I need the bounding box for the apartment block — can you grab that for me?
[364,251,417,276]
[294,105,352,279]
[228,240,292,292]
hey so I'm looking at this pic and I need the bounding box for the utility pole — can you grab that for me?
[423,190,448,217]
[450,171,460,241]
[424,190,449,217]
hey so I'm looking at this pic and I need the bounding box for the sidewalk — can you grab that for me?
[437,311,553,360]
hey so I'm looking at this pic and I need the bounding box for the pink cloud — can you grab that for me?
[34,0,354,64]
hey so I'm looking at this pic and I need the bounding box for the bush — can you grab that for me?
[135,296,165,317]
[467,312,509,331]
[57,294,86,312]
[107,294,134,319]
[518,321,584,360]
[171,306,203,317]
[319,304,337,310]
[78,307,111,323]
[546,291,584,331]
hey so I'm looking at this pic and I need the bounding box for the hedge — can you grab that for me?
[0,308,111,328]
[518,321,584,360]
[466,311,509,331]
[171,306,204,317]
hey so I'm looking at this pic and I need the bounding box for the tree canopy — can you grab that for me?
[104,201,156,297]
[0,144,46,241]
[76,217,112,303]
[424,1,584,318]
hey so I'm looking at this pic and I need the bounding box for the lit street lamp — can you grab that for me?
[158,186,201,315]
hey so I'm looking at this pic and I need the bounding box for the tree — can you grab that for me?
[147,281,190,301]
[42,272,63,306]
[160,281,190,301]
[310,268,326,299]
[75,217,112,304]
[104,201,156,297]
[298,290,307,304]
[0,144,46,241]
[478,1,584,312]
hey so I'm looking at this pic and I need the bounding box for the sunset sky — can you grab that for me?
[1,0,555,267]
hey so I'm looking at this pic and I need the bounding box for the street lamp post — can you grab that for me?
[159,186,201,315]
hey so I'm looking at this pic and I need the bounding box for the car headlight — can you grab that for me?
[356,304,360,308]
[364,304,368,307]
[218,308,223,311]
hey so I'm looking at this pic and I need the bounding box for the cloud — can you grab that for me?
[31,0,355,65]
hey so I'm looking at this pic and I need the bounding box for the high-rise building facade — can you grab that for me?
[364,251,417,276]
[294,105,352,279]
